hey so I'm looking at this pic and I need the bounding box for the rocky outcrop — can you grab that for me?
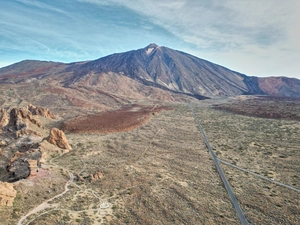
[8,108,43,130]
[0,182,16,206]
[47,128,72,150]
[6,148,42,182]
[6,158,30,182]
[89,171,104,182]
[28,104,55,119]
[0,108,8,128]
[27,159,39,176]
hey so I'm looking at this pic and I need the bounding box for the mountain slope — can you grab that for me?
[258,76,300,98]
[65,44,265,97]
[1,44,300,98]
[0,60,66,83]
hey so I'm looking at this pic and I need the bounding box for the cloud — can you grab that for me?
[16,0,67,14]
[78,0,297,50]
[76,0,300,77]
[1,0,299,77]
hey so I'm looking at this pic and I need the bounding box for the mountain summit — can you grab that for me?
[1,44,300,98]
[67,44,265,97]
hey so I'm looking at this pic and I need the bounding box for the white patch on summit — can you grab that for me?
[146,47,154,55]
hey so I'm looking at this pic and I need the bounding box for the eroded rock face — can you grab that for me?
[0,108,9,128]
[0,182,16,206]
[27,159,39,176]
[89,171,104,182]
[28,104,55,119]
[6,149,42,182]
[6,159,30,182]
[47,128,71,150]
[8,108,42,130]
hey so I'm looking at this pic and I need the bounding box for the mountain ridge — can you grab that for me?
[1,44,300,98]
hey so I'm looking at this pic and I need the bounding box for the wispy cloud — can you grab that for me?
[0,0,299,78]
[16,0,67,14]
[77,0,300,77]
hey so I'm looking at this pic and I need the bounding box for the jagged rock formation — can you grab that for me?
[89,171,104,182]
[0,182,16,206]
[8,107,43,130]
[28,104,55,119]
[0,105,66,184]
[6,148,42,182]
[0,108,8,128]
[47,128,72,150]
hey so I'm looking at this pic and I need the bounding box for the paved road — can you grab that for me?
[190,103,248,225]
[218,158,300,193]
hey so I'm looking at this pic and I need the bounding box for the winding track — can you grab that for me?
[17,154,110,225]
[190,103,249,225]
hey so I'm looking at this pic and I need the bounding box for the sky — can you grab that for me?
[0,0,299,78]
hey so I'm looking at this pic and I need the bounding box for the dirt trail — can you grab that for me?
[17,155,110,225]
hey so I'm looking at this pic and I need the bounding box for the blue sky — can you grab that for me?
[1,0,299,78]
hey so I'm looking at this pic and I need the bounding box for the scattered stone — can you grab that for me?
[47,128,72,150]
[0,182,16,206]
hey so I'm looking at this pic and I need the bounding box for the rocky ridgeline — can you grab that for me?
[28,104,55,119]
[0,104,71,206]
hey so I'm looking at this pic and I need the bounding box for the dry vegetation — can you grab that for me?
[60,105,172,134]
[214,96,300,120]
[195,98,300,224]
[0,83,299,225]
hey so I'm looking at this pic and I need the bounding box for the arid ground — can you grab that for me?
[0,89,299,224]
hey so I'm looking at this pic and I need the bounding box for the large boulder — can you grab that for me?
[47,128,72,150]
[0,182,16,206]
